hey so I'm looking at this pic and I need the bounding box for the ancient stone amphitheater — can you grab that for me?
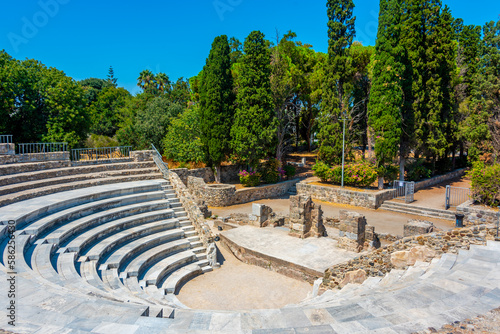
[1,157,499,333]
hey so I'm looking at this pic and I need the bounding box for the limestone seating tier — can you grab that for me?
[0,160,70,176]
[0,161,156,185]
[0,172,163,208]
[380,200,456,220]
[0,180,167,226]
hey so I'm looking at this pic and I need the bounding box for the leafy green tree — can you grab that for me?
[231,30,276,167]
[200,35,235,182]
[43,75,90,148]
[79,78,114,106]
[171,77,191,106]
[318,0,356,164]
[368,0,405,187]
[89,86,130,137]
[162,106,204,163]
[134,97,183,150]
[229,37,243,65]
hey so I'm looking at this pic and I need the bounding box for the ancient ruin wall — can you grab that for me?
[296,181,395,209]
[323,223,500,290]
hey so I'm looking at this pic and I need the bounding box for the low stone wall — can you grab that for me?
[168,172,214,248]
[457,200,499,225]
[130,150,154,162]
[233,179,299,205]
[414,168,467,191]
[0,160,71,175]
[187,176,236,207]
[187,176,299,207]
[323,223,500,290]
[219,233,323,283]
[171,168,214,185]
[297,181,395,209]
[0,143,14,155]
[0,152,70,165]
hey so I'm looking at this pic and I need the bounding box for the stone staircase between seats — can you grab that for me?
[0,160,162,207]
[380,200,457,221]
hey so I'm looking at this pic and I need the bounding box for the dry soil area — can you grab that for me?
[176,238,312,310]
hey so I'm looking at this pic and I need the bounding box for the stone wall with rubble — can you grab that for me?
[297,181,395,209]
[0,152,70,165]
[187,176,236,207]
[233,179,300,205]
[457,200,499,225]
[0,143,14,155]
[130,150,154,162]
[288,195,325,238]
[168,172,214,247]
[323,223,500,290]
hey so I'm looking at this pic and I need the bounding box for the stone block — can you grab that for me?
[404,220,434,237]
[390,246,437,268]
[340,269,367,287]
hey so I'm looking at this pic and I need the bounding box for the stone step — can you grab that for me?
[0,179,166,230]
[23,190,166,237]
[124,239,192,278]
[82,223,183,262]
[0,167,160,196]
[0,161,156,186]
[61,208,176,256]
[141,250,197,286]
[0,160,71,176]
[43,200,173,247]
[0,173,164,208]
[379,203,456,221]
[100,222,182,270]
[161,262,204,294]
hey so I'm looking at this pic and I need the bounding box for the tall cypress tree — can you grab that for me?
[368,0,405,187]
[317,0,356,165]
[200,35,235,182]
[230,31,276,168]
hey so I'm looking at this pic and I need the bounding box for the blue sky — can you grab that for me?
[1,0,499,95]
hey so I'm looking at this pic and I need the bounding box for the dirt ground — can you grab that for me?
[426,307,500,334]
[176,235,312,310]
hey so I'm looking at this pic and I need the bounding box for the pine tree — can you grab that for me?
[199,35,235,182]
[107,66,117,87]
[368,0,405,187]
[230,31,276,168]
[317,0,356,165]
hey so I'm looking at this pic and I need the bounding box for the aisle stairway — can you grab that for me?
[0,160,162,207]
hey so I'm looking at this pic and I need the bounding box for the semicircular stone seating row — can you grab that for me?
[0,179,212,313]
[1,175,500,332]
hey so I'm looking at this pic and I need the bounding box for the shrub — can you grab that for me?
[342,162,378,187]
[406,159,432,182]
[239,170,260,187]
[260,158,280,184]
[313,161,377,187]
[312,161,332,182]
[283,164,296,179]
[468,161,500,207]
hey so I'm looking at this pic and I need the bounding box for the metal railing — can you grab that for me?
[445,185,471,209]
[0,135,13,144]
[393,180,415,203]
[151,143,169,177]
[17,142,68,154]
[71,146,132,161]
